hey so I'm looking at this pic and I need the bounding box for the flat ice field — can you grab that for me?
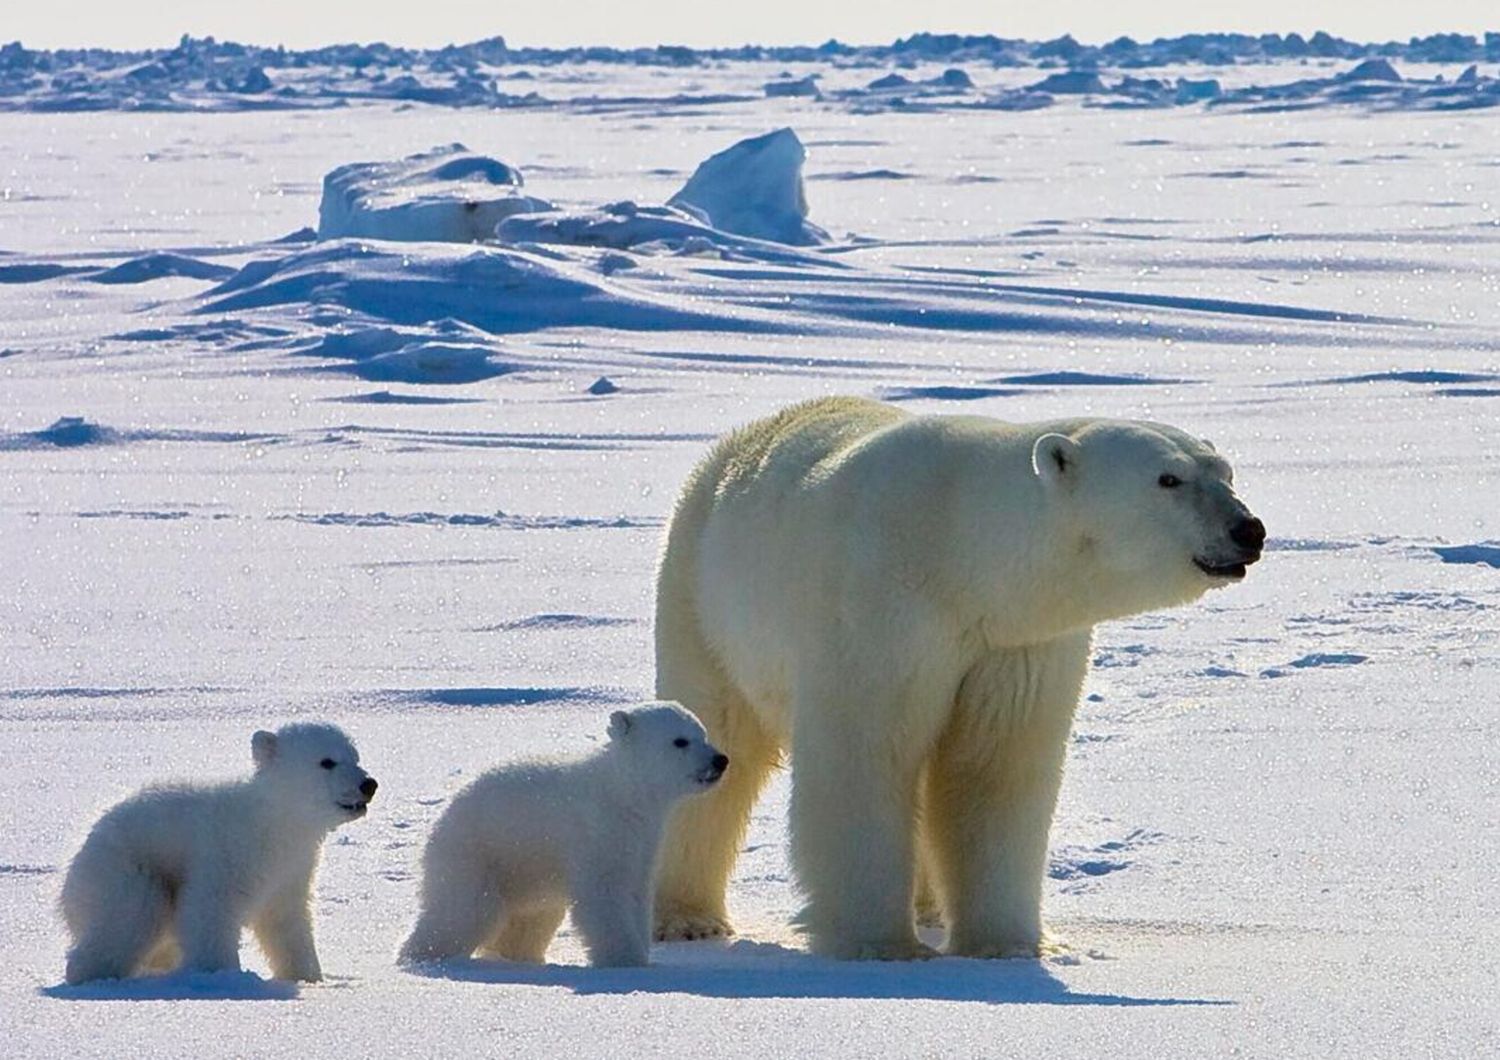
[2,44,1498,1058]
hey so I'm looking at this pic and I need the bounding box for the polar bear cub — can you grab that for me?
[399,702,727,968]
[59,722,377,984]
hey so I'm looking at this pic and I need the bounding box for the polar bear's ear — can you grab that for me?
[1032,433,1081,485]
[251,729,278,769]
[608,711,633,741]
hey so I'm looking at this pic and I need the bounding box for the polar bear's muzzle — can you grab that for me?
[696,753,729,786]
[338,776,379,816]
[1194,515,1266,581]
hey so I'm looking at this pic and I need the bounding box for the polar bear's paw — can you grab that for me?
[856,938,941,962]
[654,908,735,942]
[813,936,940,961]
[949,934,1067,960]
[913,902,945,930]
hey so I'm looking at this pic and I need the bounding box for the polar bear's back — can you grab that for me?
[706,396,906,499]
[73,782,245,869]
[60,782,255,926]
[426,758,597,895]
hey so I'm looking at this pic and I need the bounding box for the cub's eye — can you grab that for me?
[1158,474,1182,489]
[320,758,336,770]
[672,738,689,749]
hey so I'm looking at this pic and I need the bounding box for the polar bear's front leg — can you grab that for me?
[789,705,937,961]
[253,875,322,981]
[571,865,652,968]
[175,870,246,974]
[927,635,1089,957]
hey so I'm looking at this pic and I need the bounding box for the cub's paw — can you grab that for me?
[654,908,734,942]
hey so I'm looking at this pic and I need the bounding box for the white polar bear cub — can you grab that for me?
[399,702,727,969]
[652,396,1264,960]
[59,723,377,984]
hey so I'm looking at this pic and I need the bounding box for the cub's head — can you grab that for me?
[1032,420,1264,616]
[251,722,377,829]
[607,702,727,796]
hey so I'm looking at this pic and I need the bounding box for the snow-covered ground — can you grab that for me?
[2,44,1498,1059]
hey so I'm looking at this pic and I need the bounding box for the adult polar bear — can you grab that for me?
[653,396,1264,959]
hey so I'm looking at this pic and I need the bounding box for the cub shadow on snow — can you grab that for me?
[41,970,299,1002]
[407,941,1231,1007]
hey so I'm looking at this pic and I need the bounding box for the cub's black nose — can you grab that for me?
[360,778,379,798]
[1231,516,1266,552]
[711,754,729,773]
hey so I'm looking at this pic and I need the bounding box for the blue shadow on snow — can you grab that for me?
[406,939,1232,1007]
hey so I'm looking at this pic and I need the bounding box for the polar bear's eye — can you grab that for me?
[672,738,689,749]
[1158,473,1182,489]
[320,758,336,770]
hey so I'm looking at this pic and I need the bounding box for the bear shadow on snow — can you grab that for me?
[404,940,1232,1007]
[40,969,301,1002]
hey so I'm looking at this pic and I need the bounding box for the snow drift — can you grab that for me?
[317,143,552,243]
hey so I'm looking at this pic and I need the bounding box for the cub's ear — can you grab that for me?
[608,711,633,741]
[1201,438,1217,453]
[251,729,278,769]
[1032,433,1081,485]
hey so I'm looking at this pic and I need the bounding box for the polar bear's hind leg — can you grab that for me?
[62,864,170,984]
[479,897,566,963]
[399,855,505,964]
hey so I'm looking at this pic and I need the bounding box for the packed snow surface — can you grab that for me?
[1,35,1498,1060]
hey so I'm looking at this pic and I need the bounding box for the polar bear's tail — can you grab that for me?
[60,841,171,984]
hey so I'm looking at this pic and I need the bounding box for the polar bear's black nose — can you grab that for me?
[360,778,379,799]
[711,754,729,773]
[1230,516,1266,553]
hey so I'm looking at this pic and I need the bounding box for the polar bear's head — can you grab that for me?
[1033,420,1264,619]
[607,702,727,796]
[251,722,378,830]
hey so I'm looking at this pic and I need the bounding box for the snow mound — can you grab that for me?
[5,417,117,448]
[89,253,236,285]
[294,323,523,385]
[497,200,828,264]
[668,128,829,246]
[317,144,553,243]
[198,239,737,334]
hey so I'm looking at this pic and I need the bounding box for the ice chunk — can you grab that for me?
[1340,59,1402,82]
[316,144,552,243]
[1028,70,1106,94]
[668,128,829,246]
[765,75,820,99]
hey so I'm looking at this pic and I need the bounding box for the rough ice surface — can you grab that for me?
[3,33,1500,114]
[2,32,1499,1060]
[317,143,552,242]
[669,128,829,246]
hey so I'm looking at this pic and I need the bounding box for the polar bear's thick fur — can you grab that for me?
[653,396,1264,959]
[59,723,377,984]
[399,702,727,968]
